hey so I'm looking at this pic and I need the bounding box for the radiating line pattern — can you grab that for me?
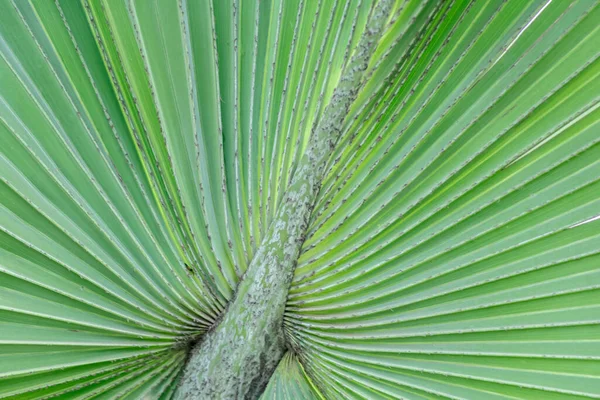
[0,0,599,398]
[261,353,322,400]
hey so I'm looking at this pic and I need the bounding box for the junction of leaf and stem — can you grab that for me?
[174,1,393,398]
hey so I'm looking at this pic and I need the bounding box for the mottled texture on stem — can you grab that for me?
[175,1,393,398]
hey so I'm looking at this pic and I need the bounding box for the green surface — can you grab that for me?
[0,0,599,398]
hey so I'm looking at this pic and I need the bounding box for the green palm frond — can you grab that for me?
[260,352,322,400]
[1,0,599,398]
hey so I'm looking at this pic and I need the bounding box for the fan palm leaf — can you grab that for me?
[0,0,599,398]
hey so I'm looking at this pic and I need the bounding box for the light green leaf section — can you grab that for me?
[1,0,600,398]
[287,0,600,398]
[260,352,323,400]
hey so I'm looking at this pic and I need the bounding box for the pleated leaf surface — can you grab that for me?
[0,0,599,398]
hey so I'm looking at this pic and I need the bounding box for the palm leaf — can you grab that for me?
[1,0,599,398]
[260,352,323,400]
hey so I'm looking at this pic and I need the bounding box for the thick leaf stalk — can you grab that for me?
[175,1,393,398]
